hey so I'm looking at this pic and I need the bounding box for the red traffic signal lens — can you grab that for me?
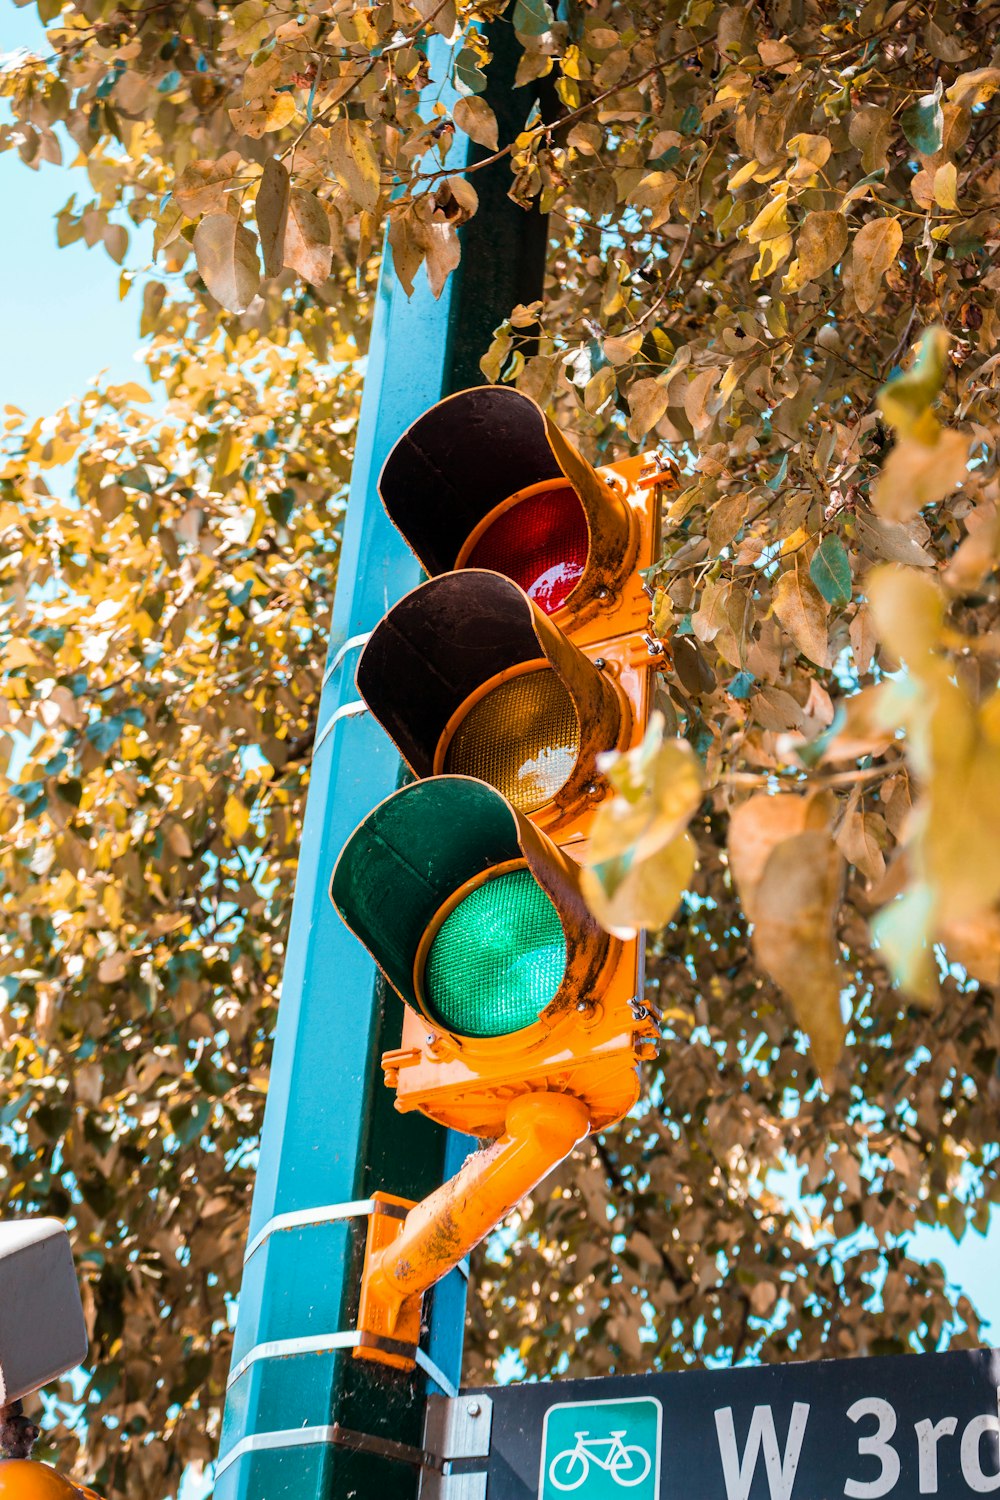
[464,486,588,615]
[422,868,567,1038]
[442,667,580,815]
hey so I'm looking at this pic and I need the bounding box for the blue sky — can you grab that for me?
[0,0,998,1489]
[1,2,148,418]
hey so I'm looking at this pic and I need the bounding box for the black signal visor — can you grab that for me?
[356,570,624,817]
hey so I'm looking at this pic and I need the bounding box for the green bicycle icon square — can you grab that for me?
[539,1395,662,1499]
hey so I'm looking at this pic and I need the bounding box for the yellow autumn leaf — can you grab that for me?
[584,364,616,413]
[603,330,644,365]
[852,216,902,313]
[946,67,1000,107]
[866,565,944,663]
[939,908,1000,987]
[193,212,261,313]
[785,132,832,181]
[746,188,789,244]
[933,161,959,211]
[922,689,1000,930]
[750,829,847,1077]
[752,231,793,280]
[877,326,950,440]
[102,882,124,928]
[580,716,702,939]
[225,794,250,841]
[283,189,333,287]
[728,792,819,911]
[871,429,968,521]
[581,830,697,942]
[728,158,760,191]
[794,210,848,283]
[772,563,830,666]
[453,95,499,151]
[626,377,670,441]
[330,118,380,214]
[228,90,297,138]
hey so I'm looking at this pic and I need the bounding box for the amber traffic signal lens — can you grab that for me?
[443,668,580,814]
[466,487,589,615]
[423,869,567,1038]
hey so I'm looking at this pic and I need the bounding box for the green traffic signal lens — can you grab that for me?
[423,869,566,1037]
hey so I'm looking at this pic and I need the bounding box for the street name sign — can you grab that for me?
[452,1346,1000,1500]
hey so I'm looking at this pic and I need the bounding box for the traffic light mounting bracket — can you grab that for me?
[354,1091,591,1371]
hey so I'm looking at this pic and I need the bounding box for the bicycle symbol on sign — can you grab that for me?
[548,1429,653,1491]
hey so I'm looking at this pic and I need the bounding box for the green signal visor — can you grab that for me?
[329,775,608,1027]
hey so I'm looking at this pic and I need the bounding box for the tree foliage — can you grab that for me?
[0,323,360,1492]
[4,0,1000,1494]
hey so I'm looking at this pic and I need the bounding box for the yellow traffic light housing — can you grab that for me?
[331,385,677,1371]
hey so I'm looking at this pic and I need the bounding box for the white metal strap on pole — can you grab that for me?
[226,1329,458,1401]
[313,699,368,754]
[215,1426,343,1479]
[243,1199,376,1263]
[227,1333,363,1390]
[322,631,373,686]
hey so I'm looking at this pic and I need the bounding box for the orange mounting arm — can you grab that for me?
[355,1091,591,1370]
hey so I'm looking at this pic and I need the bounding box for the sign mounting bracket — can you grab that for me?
[418,1394,493,1500]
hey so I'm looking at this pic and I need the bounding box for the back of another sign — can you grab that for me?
[0,1219,89,1407]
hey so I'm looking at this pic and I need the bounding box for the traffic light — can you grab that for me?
[330,386,677,1370]
[377,384,665,646]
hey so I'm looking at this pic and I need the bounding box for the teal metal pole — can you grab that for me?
[215,22,546,1500]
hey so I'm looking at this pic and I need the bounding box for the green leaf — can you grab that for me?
[727,671,755,699]
[901,83,944,156]
[766,452,789,491]
[513,0,552,36]
[810,534,853,607]
[86,715,125,753]
[454,46,487,95]
[872,883,937,1002]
